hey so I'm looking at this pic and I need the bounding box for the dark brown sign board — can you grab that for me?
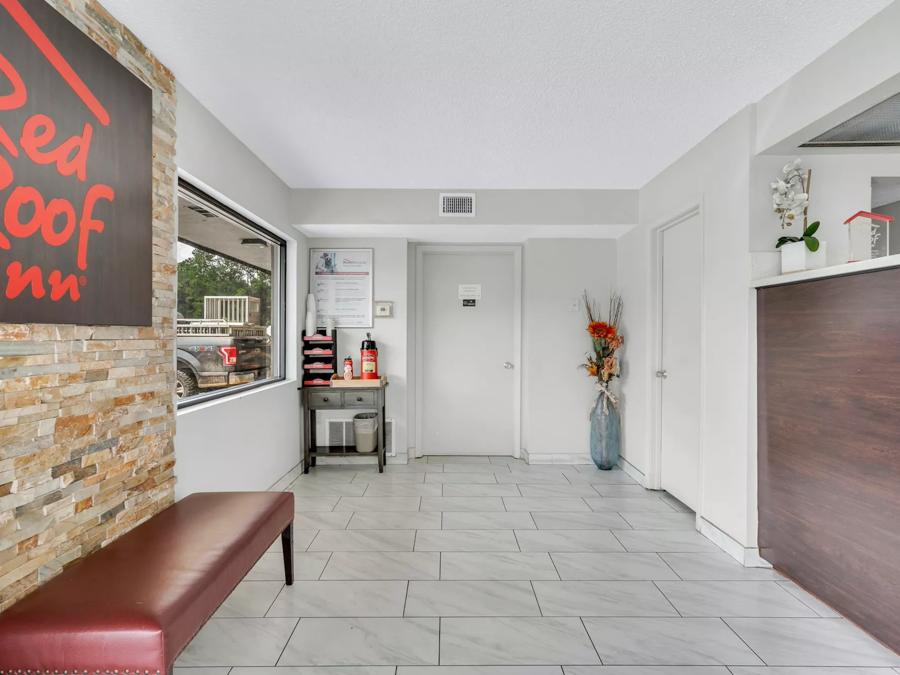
[0,0,152,326]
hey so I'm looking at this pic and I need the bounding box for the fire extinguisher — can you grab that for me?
[361,333,379,380]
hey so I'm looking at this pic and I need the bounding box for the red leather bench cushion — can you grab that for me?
[0,491,293,672]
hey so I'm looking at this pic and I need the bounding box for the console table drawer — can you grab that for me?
[344,391,377,408]
[307,390,342,408]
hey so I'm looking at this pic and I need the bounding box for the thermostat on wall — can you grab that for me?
[374,301,393,317]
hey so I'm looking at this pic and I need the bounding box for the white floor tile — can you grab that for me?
[583,617,763,665]
[414,529,519,551]
[309,529,416,551]
[405,580,541,616]
[322,551,440,580]
[550,552,681,581]
[725,618,900,666]
[279,617,439,666]
[440,617,600,665]
[348,511,441,530]
[442,511,536,530]
[441,552,560,580]
[215,581,284,618]
[267,580,407,617]
[176,618,298,666]
[515,529,625,552]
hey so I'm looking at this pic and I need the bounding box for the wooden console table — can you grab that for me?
[299,383,387,473]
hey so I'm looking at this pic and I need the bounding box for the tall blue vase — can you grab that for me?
[590,398,620,470]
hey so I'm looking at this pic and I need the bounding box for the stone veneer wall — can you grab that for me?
[0,0,177,609]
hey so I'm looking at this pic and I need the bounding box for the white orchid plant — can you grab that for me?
[771,158,809,229]
[771,158,821,253]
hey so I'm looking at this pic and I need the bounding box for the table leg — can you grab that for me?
[377,400,385,473]
[307,408,317,473]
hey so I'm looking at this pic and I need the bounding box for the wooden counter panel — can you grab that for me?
[757,266,900,652]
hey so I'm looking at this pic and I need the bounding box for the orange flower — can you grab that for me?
[607,335,623,350]
[588,321,614,339]
[585,362,599,377]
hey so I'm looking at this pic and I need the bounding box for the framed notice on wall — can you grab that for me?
[309,248,373,328]
[0,0,153,326]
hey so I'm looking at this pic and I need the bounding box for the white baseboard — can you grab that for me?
[618,455,646,485]
[268,462,303,491]
[522,449,593,465]
[698,516,772,568]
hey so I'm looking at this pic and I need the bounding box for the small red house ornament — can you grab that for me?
[843,211,893,262]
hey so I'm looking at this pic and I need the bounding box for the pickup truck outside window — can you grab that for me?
[176,181,286,406]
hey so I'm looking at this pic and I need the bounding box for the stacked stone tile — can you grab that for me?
[0,0,177,610]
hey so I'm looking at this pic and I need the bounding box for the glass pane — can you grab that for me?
[176,192,279,403]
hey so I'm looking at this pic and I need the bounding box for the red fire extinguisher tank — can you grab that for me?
[361,333,378,380]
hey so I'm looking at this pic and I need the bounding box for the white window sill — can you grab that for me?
[176,377,298,416]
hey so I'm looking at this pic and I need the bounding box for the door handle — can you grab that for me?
[503,362,514,370]
[655,370,668,379]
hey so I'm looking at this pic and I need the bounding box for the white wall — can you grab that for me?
[522,239,617,462]
[304,238,409,457]
[616,225,652,476]
[620,108,757,552]
[175,84,303,497]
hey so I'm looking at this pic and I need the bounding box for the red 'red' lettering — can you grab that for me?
[0,0,109,126]
[4,185,43,238]
[47,269,80,301]
[78,183,113,270]
[20,115,93,181]
[0,125,18,193]
[0,51,27,111]
[5,260,45,299]
[42,198,76,246]
[0,50,24,193]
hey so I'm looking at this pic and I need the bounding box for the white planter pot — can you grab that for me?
[780,240,827,274]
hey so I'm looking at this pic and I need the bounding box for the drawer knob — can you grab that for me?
[322,396,330,402]
[356,396,363,401]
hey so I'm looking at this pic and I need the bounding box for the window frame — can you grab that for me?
[176,179,287,409]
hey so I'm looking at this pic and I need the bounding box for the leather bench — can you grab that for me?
[0,491,294,673]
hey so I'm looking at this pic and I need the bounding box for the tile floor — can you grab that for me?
[175,456,900,674]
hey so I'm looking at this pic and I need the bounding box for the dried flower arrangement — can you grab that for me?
[580,290,624,413]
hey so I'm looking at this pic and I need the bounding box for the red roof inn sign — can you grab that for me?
[0,0,152,326]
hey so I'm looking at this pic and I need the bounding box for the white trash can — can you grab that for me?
[353,412,378,453]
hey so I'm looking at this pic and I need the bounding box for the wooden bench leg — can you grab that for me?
[281,523,294,585]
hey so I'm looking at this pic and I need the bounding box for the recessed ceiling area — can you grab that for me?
[102,0,892,190]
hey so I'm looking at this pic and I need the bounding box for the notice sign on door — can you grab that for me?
[458,284,482,300]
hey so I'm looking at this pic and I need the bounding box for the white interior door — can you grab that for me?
[659,215,702,510]
[419,248,519,455]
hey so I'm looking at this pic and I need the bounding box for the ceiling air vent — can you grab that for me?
[186,203,217,218]
[802,92,900,147]
[439,192,475,217]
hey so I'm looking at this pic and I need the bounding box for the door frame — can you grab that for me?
[414,244,523,458]
[648,205,706,515]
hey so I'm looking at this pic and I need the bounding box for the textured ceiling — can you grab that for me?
[101,0,892,189]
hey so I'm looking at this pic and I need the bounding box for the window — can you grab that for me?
[176,180,286,406]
